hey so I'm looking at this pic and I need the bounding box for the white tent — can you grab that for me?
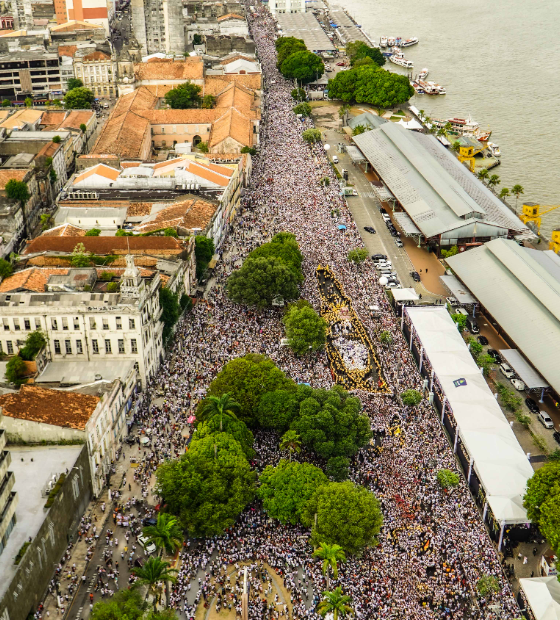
[520,577,560,620]
[406,306,533,525]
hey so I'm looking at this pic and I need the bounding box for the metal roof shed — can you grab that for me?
[440,274,477,304]
[499,349,549,390]
[394,212,421,235]
[346,145,366,164]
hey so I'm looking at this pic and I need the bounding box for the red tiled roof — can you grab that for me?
[24,236,184,255]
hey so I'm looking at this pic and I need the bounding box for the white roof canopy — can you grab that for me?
[499,349,549,390]
[520,577,560,620]
[406,306,533,524]
[440,274,477,304]
[392,288,420,302]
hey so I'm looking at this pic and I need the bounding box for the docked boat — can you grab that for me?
[380,36,388,47]
[401,37,419,47]
[433,116,492,141]
[417,79,439,95]
[387,37,397,46]
[418,67,429,79]
[411,80,424,94]
[487,142,501,157]
[389,54,413,68]
[390,46,404,56]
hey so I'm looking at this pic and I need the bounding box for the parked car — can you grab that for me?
[466,317,480,334]
[137,535,156,555]
[511,379,526,392]
[379,207,387,214]
[553,431,560,445]
[364,226,376,234]
[410,271,420,282]
[500,363,515,380]
[538,411,554,429]
[372,253,387,261]
[382,213,391,222]
[477,335,489,345]
[332,155,339,164]
[336,62,345,66]
[487,349,501,363]
[395,238,404,247]
[525,398,540,414]
[142,517,157,527]
[386,281,401,288]
[124,435,136,444]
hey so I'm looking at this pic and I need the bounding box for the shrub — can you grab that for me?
[180,294,193,313]
[347,248,368,264]
[14,541,31,565]
[401,389,422,406]
[45,473,66,508]
[5,356,27,384]
[437,469,460,489]
[100,271,115,281]
[106,282,119,292]
[293,102,312,116]
[85,228,101,236]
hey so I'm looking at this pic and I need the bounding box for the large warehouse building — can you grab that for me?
[353,123,530,253]
[447,239,560,397]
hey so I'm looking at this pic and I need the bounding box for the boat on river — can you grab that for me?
[380,36,388,47]
[432,116,492,141]
[487,142,501,157]
[390,54,413,68]
[401,37,419,47]
[418,67,429,79]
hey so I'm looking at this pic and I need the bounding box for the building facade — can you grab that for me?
[73,49,117,97]
[0,52,64,100]
[0,429,16,559]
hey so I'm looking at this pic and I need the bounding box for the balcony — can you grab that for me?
[0,471,15,515]
[0,449,11,483]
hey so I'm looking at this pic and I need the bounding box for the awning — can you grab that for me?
[346,145,366,164]
[338,224,346,230]
[392,288,420,302]
[519,577,560,620]
[440,275,477,304]
[499,349,550,390]
[393,212,421,235]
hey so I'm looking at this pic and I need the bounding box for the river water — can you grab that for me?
[334,0,560,238]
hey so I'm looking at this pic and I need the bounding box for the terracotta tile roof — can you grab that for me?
[41,110,67,126]
[91,110,151,159]
[0,110,10,122]
[24,236,184,255]
[0,267,69,292]
[0,385,99,430]
[74,164,120,184]
[58,44,77,57]
[83,50,110,61]
[0,109,42,129]
[120,162,141,169]
[204,74,262,95]
[143,108,220,124]
[219,54,255,65]
[183,160,231,186]
[41,224,86,237]
[143,84,181,97]
[58,200,129,209]
[209,108,253,149]
[0,169,29,189]
[50,20,103,31]
[37,141,61,158]
[134,198,217,233]
[112,87,158,117]
[134,58,204,81]
[59,110,95,129]
[127,202,153,216]
[217,12,244,20]
[215,82,255,112]
[205,153,243,161]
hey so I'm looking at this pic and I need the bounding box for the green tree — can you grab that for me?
[450,312,467,330]
[247,233,303,282]
[5,355,27,384]
[512,184,525,210]
[499,187,510,200]
[155,433,256,536]
[451,141,461,153]
[227,256,300,308]
[180,293,192,313]
[347,248,368,264]
[523,462,560,523]
[132,557,177,609]
[467,336,483,360]
[205,354,294,427]
[142,513,182,556]
[279,429,302,459]
[317,587,353,619]
[70,242,92,267]
[276,37,307,69]
[346,41,386,67]
[291,385,372,459]
[477,168,489,184]
[100,271,115,281]
[437,469,460,489]
[67,78,84,91]
[477,353,495,377]
[159,288,179,341]
[194,235,215,279]
[539,487,560,552]
[379,331,392,345]
[488,174,500,190]
[49,169,57,183]
[18,330,46,360]
[201,94,216,109]
[5,179,30,207]
[352,56,375,68]
[52,135,61,144]
[325,456,350,482]
[116,228,134,236]
[199,393,241,432]
[400,389,422,406]
[291,87,307,101]
[85,228,101,236]
[441,245,459,259]
[64,87,94,109]
[302,128,322,143]
[281,51,324,84]
[194,415,255,459]
[240,146,257,155]
[314,543,346,589]
[24,97,33,108]
[80,123,87,133]
[192,33,202,45]
[1,99,10,107]
[163,227,178,237]
[303,481,383,554]
[257,388,301,431]
[476,575,500,598]
[197,141,209,153]
[90,589,146,620]
[0,258,13,279]
[258,460,328,524]
[495,382,522,413]
[327,65,414,107]
[293,102,312,116]
[283,302,327,356]
[352,124,369,136]
[164,81,202,109]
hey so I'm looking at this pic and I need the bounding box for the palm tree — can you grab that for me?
[317,587,353,619]
[142,513,182,557]
[451,141,461,153]
[199,393,240,431]
[499,187,510,201]
[512,184,525,211]
[477,168,489,184]
[132,556,177,610]
[314,543,347,589]
[279,430,301,460]
[488,174,500,191]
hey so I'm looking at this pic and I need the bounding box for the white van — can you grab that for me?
[332,155,339,164]
[455,307,468,316]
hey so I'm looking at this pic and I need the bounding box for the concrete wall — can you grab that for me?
[0,415,86,444]
[205,35,255,56]
[0,446,92,620]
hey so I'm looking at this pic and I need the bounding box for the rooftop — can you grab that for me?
[41,223,87,237]
[0,169,29,189]
[0,109,42,129]
[0,385,99,430]
[133,197,217,233]
[36,359,135,386]
[24,235,184,255]
[134,57,204,81]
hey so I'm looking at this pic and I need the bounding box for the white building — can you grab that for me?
[268,0,305,14]
[0,256,163,387]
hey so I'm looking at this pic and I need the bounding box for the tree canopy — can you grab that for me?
[327,65,414,107]
[0,258,13,279]
[302,128,322,143]
[258,459,328,524]
[281,51,325,84]
[156,432,256,536]
[524,462,560,524]
[246,232,303,282]
[302,481,383,554]
[64,87,94,109]
[159,288,179,341]
[194,415,255,460]
[90,589,146,620]
[283,301,327,355]
[164,81,203,109]
[346,41,386,67]
[257,387,302,431]
[194,235,215,279]
[67,78,83,91]
[205,354,295,426]
[276,37,307,68]
[5,179,30,205]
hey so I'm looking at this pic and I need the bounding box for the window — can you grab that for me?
[13,319,20,331]
[92,339,99,354]
[2,318,8,331]
[76,339,83,354]
[54,340,61,354]
[103,319,109,330]
[35,318,41,330]
[6,341,13,354]
[24,318,30,330]
[116,317,122,330]
[89,317,96,329]
[118,339,124,354]
[129,318,135,330]
[51,318,58,330]
[131,339,137,353]
[105,339,112,354]
[62,317,68,330]
[74,318,79,330]
[65,340,72,354]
